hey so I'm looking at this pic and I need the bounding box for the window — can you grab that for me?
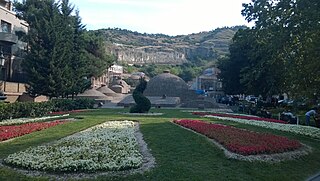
[1,20,12,33]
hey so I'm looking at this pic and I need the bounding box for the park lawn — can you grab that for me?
[0,108,319,181]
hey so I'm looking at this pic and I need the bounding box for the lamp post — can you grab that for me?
[0,47,7,101]
[0,48,4,67]
[0,47,7,91]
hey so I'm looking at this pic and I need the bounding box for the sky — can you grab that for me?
[69,0,253,36]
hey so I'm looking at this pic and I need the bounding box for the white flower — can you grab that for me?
[4,120,143,172]
[0,114,70,126]
[205,115,320,139]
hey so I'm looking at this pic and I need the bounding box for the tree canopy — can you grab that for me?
[218,0,320,103]
[14,0,114,98]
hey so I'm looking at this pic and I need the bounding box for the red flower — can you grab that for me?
[174,119,301,155]
[0,120,67,141]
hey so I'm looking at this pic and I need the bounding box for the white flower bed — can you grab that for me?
[4,121,143,172]
[0,114,70,126]
[205,115,320,139]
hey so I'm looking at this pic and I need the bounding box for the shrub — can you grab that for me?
[0,98,94,121]
[130,78,151,113]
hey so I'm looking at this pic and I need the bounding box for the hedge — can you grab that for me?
[0,98,95,121]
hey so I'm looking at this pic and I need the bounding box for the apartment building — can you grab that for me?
[0,0,29,102]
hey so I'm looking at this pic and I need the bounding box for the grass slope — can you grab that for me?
[0,108,319,181]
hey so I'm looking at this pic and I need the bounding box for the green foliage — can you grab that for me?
[0,102,52,120]
[50,98,95,112]
[126,63,201,82]
[219,0,320,101]
[0,98,94,121]
[130,78,151,113]
[13,0,113,99]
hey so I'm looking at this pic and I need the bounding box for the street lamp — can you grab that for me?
[0,47,7,100]
[0,48,4,67]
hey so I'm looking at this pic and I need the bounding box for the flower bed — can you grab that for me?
[0,114,69,126]
[193,112,287,124]
[4,121,143,172]
[173,119,302,156]
[205,115,320,139]
[0,120,67,141]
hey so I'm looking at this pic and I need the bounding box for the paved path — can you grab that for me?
[308,173,320,181]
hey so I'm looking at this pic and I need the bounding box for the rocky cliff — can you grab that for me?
[95,26,245,65]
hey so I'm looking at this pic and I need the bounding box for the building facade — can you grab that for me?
[190,67,223,98]
[0,0,29,102]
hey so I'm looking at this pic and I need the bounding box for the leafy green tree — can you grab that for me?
[247,0,320,100]
[219,26,287,97]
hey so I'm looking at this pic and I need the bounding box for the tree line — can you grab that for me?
[218,0,320,103]
[14,0,114,99]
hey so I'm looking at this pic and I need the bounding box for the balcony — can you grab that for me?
[0,32,17,44]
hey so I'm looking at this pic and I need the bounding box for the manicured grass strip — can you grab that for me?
[193,112,287,124]
[174,119,301,155]
[0,120,67,141]
[4,121,142,172]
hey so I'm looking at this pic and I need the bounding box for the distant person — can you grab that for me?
[281,109,296,124]
[305,108,318,126]
[98,101,104,108]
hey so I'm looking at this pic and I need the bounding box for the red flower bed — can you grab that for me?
[174,119,301,155]
[0,120,67,141]
[193,112,287,124]
[48,109,89,115]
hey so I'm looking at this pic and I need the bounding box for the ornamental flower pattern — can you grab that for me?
[0,120,67,141]
[174,119,302,156]
[4,121,143,172]
[193,112,287,124]
[204,115,320,139]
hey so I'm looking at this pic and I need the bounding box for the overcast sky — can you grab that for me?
[69,0,253,36]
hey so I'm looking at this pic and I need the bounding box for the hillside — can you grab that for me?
[95,26,246,65]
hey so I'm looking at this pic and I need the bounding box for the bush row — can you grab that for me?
[0,98,95,121]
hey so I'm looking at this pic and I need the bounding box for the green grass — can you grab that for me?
[0,108,319,181]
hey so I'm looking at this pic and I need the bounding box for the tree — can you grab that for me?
[246,0,320,101]
[14,0,114,98]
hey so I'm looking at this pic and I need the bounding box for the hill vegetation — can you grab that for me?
[93,26,245,80]
[96,26,245,65]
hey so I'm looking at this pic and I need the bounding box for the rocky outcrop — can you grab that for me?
[98,26,246,65]
[107,44,187,65]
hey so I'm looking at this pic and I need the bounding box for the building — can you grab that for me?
[91,64,124,88]
[190,67,223,98]
[0,0,29,102]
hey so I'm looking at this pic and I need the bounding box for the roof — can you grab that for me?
[76,88,110,100]
[144,72,189,98]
